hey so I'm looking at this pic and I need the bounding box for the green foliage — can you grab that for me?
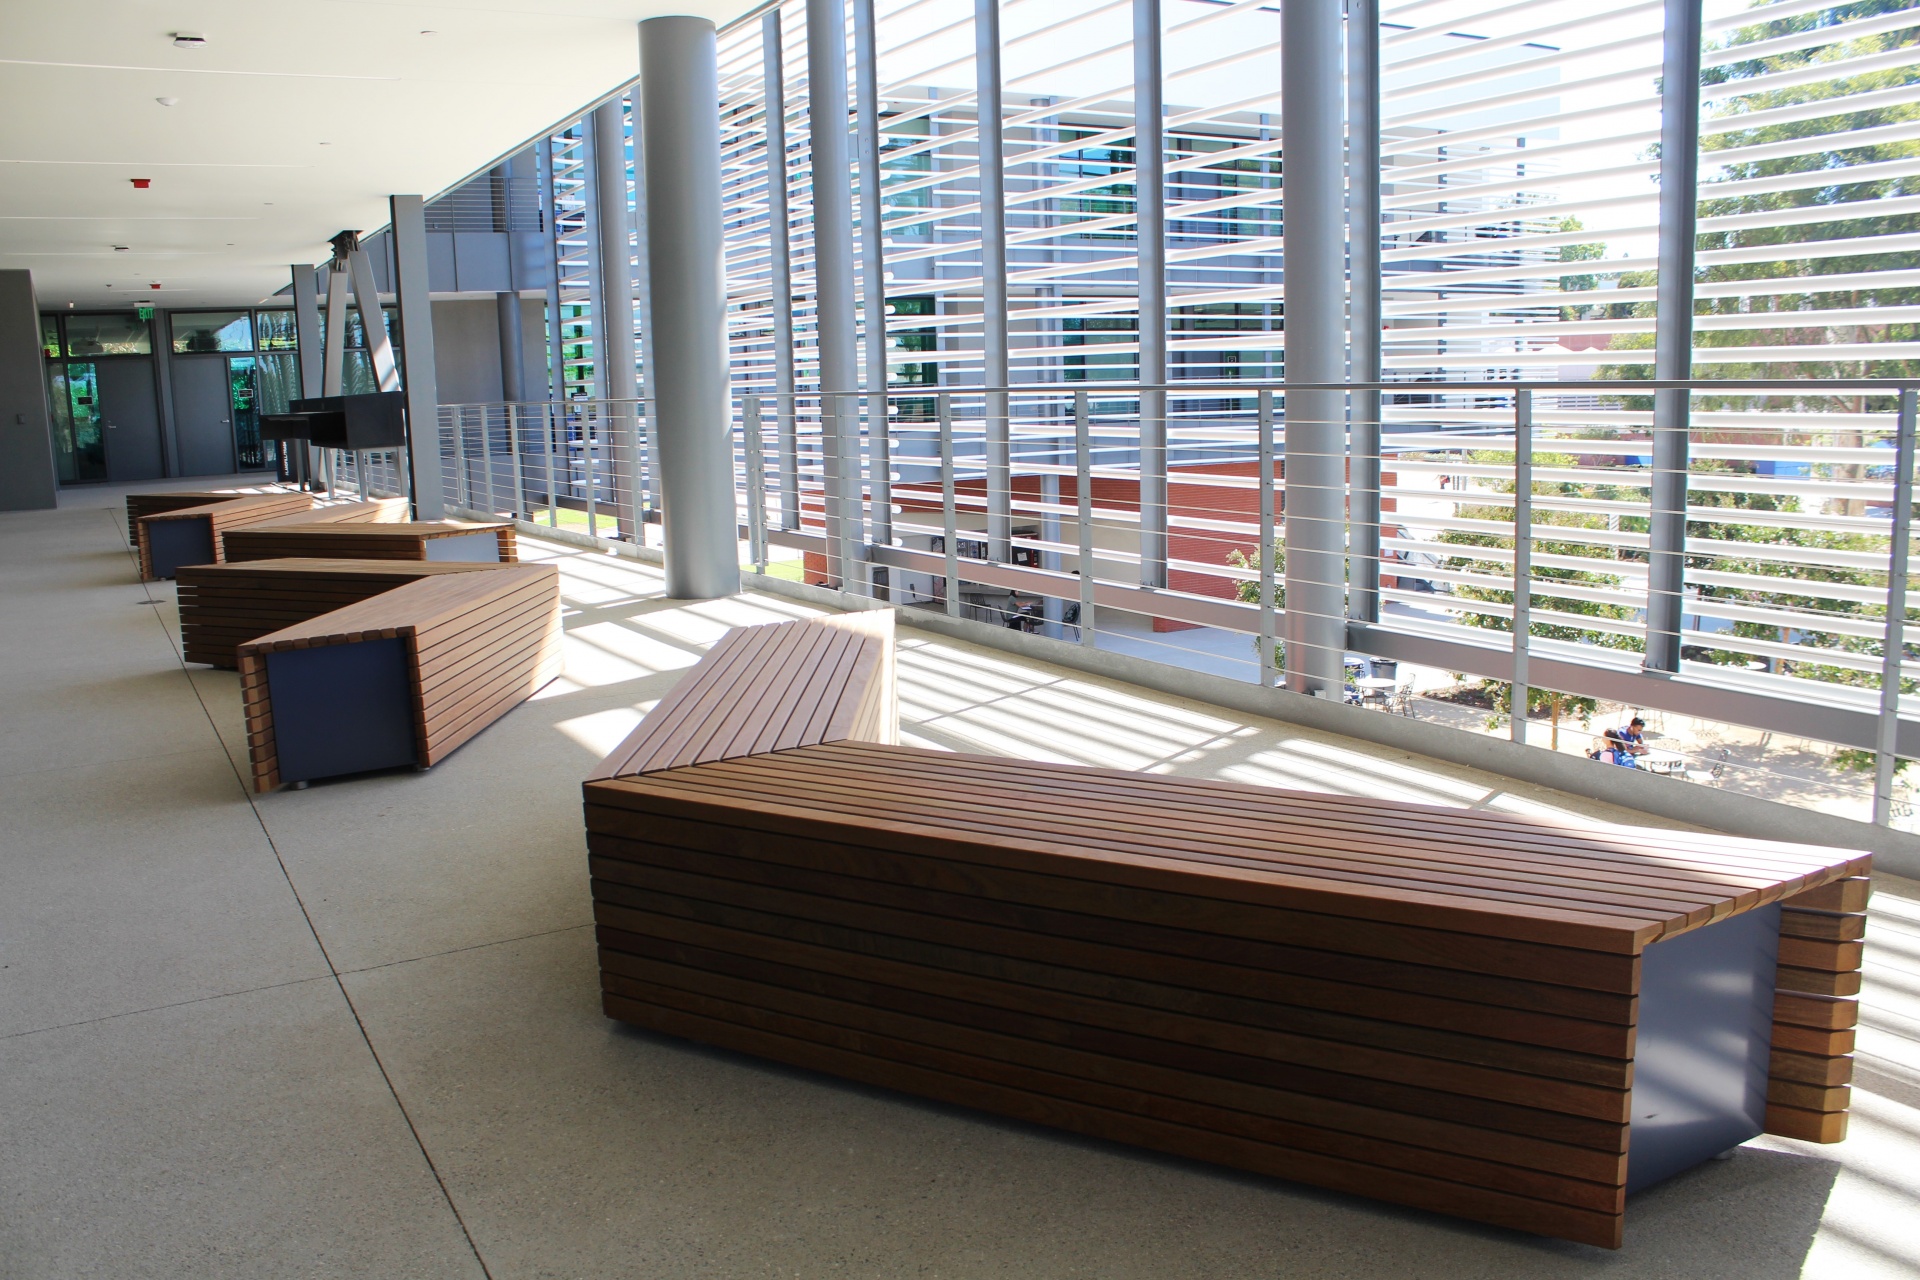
[1421,448,1648,652]
[1228,539,1284,670]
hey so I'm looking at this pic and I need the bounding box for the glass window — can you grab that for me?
[255,351,300,417]
[40,315,60,359]
[171,311,253,354]
[253,310,298,351]
[339,306,399,351]
[64,313,152,357]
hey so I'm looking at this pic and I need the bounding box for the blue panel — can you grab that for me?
[147,516,215,579]
[265,638,418,785]
[1627,903,1780,1193]
[423,531,502,562]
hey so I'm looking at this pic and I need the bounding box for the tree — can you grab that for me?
[1593,1,1920,693]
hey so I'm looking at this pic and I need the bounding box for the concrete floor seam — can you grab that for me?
[336,922,594,978]
[155,537,501,1280]
[0,974,337,1043]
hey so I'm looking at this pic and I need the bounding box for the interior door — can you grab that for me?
[172,356,236,476]
[97,358,164,482]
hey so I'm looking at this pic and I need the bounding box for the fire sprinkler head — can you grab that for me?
[131,178,152,189]
[149,283,162,290]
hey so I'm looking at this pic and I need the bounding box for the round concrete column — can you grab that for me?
[639,15,739,599]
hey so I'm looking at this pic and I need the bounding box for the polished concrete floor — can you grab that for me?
[4,481,1918,1279]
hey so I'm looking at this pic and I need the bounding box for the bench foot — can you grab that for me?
[289,780,309,790]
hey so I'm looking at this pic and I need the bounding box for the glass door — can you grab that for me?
[48,363,107,483]
[227,355,275,469]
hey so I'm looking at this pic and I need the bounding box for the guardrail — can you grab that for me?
[441,376,1920,829]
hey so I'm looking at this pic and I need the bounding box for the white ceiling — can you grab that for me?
[1,0,758,311]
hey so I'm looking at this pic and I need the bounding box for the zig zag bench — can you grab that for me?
[221,518,516,566]
[581,611,1868,1249]
[189,558,563,791]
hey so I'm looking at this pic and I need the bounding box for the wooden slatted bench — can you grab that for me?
[221,520,517,566]
[176,557,508,669]
[236,563,562,791]
[132,491,317,580]
[247,497,411,527]
[582,612,1869,1251]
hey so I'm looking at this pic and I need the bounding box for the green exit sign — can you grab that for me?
[136,305,154,321]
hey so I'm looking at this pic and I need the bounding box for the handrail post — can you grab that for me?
[453,410,470,510]
[544,404,558,527]
[940,394,960,618]
[484,407,500,517]
[745,395,768,574]
[1258,389,1277,687]
[508,403,526,522]
[1511,389,1534,745]
[584,406,599,539]
[1875,387,1916,825]
[1075,390,1096,646]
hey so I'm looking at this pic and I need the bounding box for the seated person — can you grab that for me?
[1591,729,1638,767]
[1615,716,1651,755]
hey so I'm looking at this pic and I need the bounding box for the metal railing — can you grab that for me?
[441,376,1920,829]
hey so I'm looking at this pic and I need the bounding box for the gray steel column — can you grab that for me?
[808,0,864,586]
[1876,389,1917,825]
[1280,0,1348,697]
[1135,0,1167,588]
[291,265,323,486]
[321,263,349,397]
[854,0,893,566]
[345,245,398,392]
[594,97,641,541]
[292,266,323,396]
[390,194,445,518]
[1346,0,1382,623]
[639,15,740,599]
[497,292,527,401]
[1647,0,1702,673]
[764,12,801,530]
[538,140,567,403]
[1511,390,1534,745]
[976,0,1011,562]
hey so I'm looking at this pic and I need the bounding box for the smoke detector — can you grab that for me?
[171,32,207,48]
[156,96,179,107]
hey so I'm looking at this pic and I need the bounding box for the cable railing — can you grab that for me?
[438,373,1920,830]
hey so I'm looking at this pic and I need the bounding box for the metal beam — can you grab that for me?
[808,0,865,588]
[389,194,445,518]
[321,262,349,398]
[1280,0,1349,697]
[977,0,1011,564]
[344,246,398,392]
[638,15,740,599]
[1135,0,1167,589]
[1346,0,1382,623]
[291,265,323,487]
[593,97,641,541]
[854,0,892,568]
[763,11,800,532]
[1647,0,1703,672]
[292,266,323,398]
[537,139,567,404]
[1876,387,1917,824]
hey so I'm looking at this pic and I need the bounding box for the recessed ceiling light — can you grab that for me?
[155,96,179,107]
[170,32,206,49]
